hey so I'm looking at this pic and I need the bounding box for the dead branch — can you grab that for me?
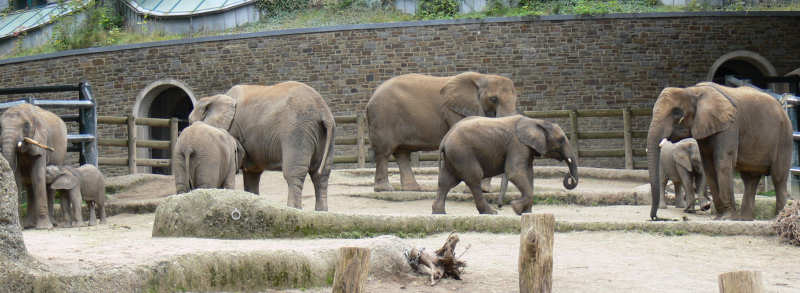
[405,232,467,286]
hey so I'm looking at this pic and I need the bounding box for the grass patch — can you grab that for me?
[758,190,776,197]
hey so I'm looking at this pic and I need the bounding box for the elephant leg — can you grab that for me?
[771,169,789,216]
[32,159,53,229]
[69,189,82,227]
[481,177,492,193]
[373,146,394,192]
[173,152,190,194]
[47,188,56,225]
[21,180,36,228]
[433,162,460,214]
[98,202,106,224]
[396,150,422,191]
[88,201,96,226]
[674,180,686,208]
[659,172,668,209]
[59,194,72,228]
[509,168,534,215]
[243,170,261,195]
[310,170,329,211]
[282,139,313,210]
[737,172,761,221]
[677,171,695,212]
[467,181,496,215]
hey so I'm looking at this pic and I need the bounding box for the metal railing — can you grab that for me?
[0,82,98,166]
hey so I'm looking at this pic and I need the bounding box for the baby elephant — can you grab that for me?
[172,120,244,194]
[434,115,579,215]
[659,138,711,213]
[45,164,106,227]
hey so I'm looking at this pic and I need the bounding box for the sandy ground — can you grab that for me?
[22,170,800,292]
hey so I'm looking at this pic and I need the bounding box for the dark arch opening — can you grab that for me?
[712,59,768,88]
[147,87,193,174]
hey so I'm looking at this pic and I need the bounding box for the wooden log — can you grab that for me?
[135,117,171,127]
[169,118,179,175]
[332,247,371,293]
[97,116,128,125]
[630,108,653,116]
[578,149,625,158]
[718,271,764,293]
[137,158,171,168]
[98,157,128,166]
[623,107,634,169]
[523,110,571,118]
[357,114,366,168]
[335,115,358,124]
[336,137,358,145]
[334,156,358,164]
[98,138,128,147]
[519,213,554,293]
[569,110,579,161]
[127,115,137,174]
[576,109,623,117]
[577,131,624,139]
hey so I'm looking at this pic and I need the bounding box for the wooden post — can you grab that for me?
[569,110,579,161]
[623,107,633,169]
[356,114,366,168]
[519,213,554,293]
[169,117,179,175]
[127,115,137,174]
[718,271,764,293]
[332,247,371,293]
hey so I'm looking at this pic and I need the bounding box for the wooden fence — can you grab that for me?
[95,108,653,174]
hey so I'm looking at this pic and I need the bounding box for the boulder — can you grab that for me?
[0,154,27,262]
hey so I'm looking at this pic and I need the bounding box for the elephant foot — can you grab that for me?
[477,206,498,215]
[714,210,735,220]
[675,201,687,209]
[511,200,531,215]
[315,202,328,212]
[432,202,446,214]
[432,209,446,214]
[374,182,395,192]
[34,218,54,230]
[23,217,36,229]
[723,212,754,221]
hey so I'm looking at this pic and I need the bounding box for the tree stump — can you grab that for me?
[332,247,371,293]
[718,270,764,293]
[405,232,466,286]
[519,213,554,293]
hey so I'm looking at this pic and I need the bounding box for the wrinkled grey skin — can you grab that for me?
[190,83,335,211]
[1,104,67,229]
[366,72,519,193]
[433,115,578,215]
[45,165,106,226]
[658,138,711,213]
[647,82,792,221]
[172,118,244,194]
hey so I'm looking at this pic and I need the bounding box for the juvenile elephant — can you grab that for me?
[366,72,518,192]
[45,164,106,226]
[433,115,578,215]
[647,82,792,220]
[173,110,244,194]
[658,138,711,213]
[1,104,67,229]
[190,82,335,211]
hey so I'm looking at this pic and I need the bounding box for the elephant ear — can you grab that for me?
[441,72,486,117]
[673,147,693,173]
[190,95,236,130]
[515,117,548,155]
[691,84,737,139]
[50,171,79,190]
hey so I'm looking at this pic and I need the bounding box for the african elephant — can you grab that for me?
[190,82,335,211]
[433,115,578,215]
[366,72,519,192]
[1,104,67,229]
[45,164,106,226]
[172,115,244,194]
[658,138,711,213]
[647,82,792,220]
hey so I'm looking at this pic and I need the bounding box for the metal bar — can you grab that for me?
[0,100,31,109]
[67,134,95,143]
[32,100,94,107]
[0,84,81,95]
[79,82,98,166]
[191,0,208,13]
[60,114,80,122]
[0,12,26,34]
[791,167,800,175]
[793,132,800,141]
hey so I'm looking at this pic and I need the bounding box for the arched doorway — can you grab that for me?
[707,50,777,89]
[133,79,196,174]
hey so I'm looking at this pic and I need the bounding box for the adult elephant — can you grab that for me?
[1,104,67,229]
[189,82,334,211]
[367,72,519,192]
[647,82,792,221]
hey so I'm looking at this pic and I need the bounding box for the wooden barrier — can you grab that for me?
[332,247,371,293]
[519,213,554,293]
[718,271,764,293]
[97,115,175,174]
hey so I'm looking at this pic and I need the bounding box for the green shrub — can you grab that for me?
[417,0,459,18]
[255,0,311,16]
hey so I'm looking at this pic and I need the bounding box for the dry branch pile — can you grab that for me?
[405,233,467,286]
[773,202,800,246]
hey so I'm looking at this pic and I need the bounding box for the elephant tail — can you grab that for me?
[317,118,334,175]
[184,149,194,191]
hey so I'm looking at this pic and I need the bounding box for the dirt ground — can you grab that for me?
[23,170,800,292]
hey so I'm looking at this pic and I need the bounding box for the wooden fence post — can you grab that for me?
[623,107,633,169]
[356,114,366,168]
[519,213,554,293]
[332,247,371,293]
[169,118,179,175]
[569,110,579,161]
[718,270,764,293]
[127,115,137,174]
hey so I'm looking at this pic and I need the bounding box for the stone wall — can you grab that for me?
[0,12,799,174]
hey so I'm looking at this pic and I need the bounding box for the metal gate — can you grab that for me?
[725,75,800,197]
[0,82,98,166]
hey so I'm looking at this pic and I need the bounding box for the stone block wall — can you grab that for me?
[0,12,798,175]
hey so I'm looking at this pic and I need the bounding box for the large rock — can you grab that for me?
[0,154,26,262]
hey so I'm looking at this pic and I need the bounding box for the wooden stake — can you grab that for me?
[332,247,371,293]
[718,271,764,293]
[519,213,554,293]
[127,115,137,174]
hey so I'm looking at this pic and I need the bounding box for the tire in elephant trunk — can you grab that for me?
[563,157,578,190]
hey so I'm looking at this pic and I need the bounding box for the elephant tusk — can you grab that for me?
[17,141,22,148]
[566,158,572,164]
[23,137,55,152]
[678,116,684,124]
[659,138,668,148]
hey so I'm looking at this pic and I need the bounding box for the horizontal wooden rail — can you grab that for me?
[99,157,170,167]
[98,116,172,127]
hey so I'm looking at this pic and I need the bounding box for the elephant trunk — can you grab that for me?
[647,125,664,220]
[563,155,578,190]
[2,131,21,172]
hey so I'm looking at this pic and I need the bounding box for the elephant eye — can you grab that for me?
[489,96,498,104]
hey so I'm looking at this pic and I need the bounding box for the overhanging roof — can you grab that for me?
[121,0,256,17]
[0,2,88,40]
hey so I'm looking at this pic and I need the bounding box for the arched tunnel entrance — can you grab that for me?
[134,79,196,174]
[707,50,777,89]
